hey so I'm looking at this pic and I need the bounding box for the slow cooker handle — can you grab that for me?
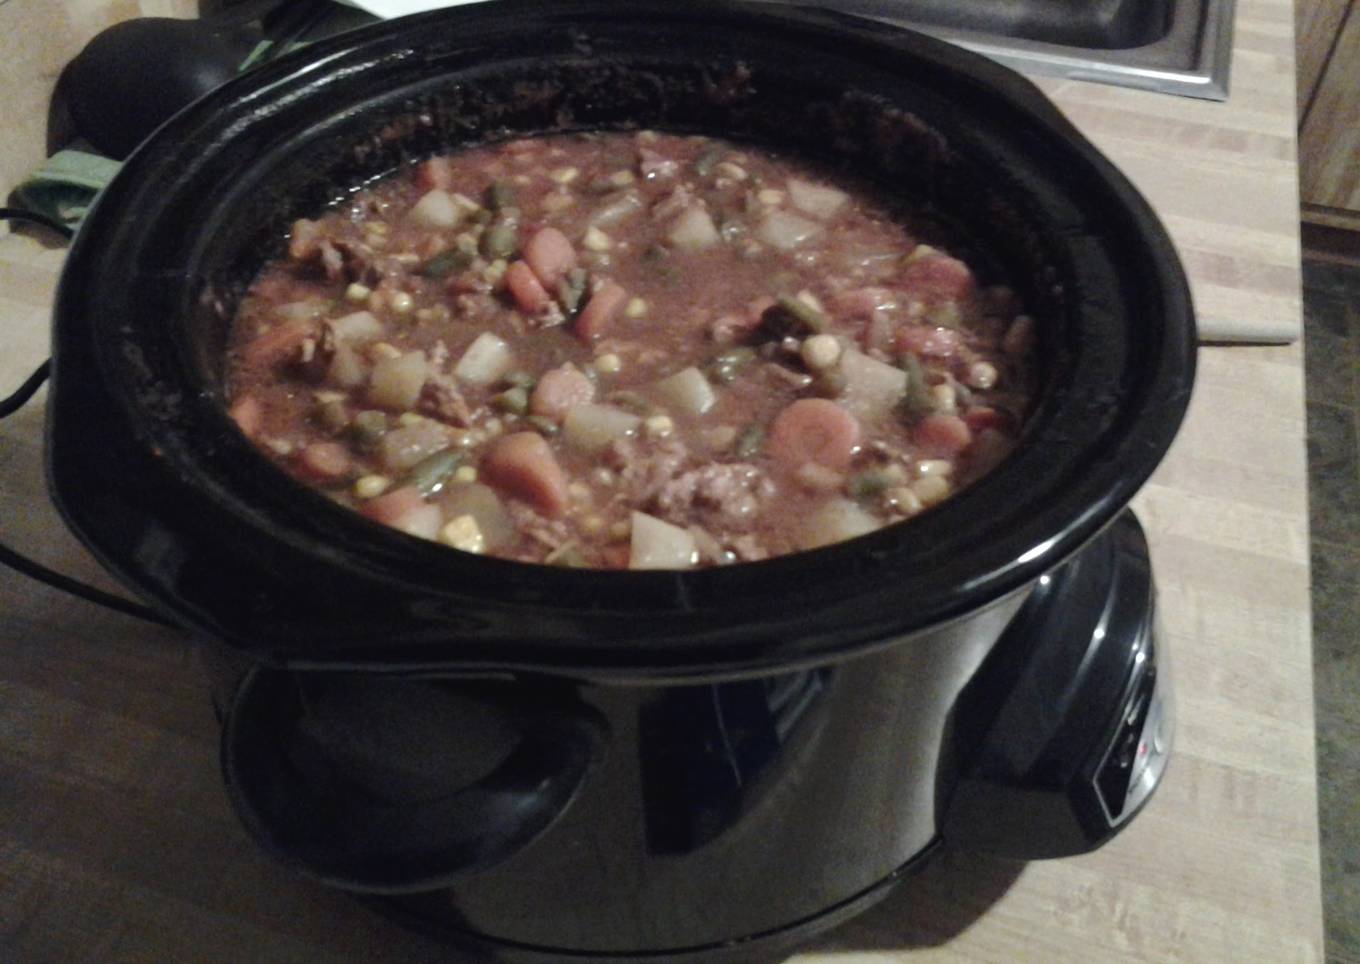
[220,666,605,894]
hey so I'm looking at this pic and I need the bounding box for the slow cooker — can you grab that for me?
[45,1,1195,958]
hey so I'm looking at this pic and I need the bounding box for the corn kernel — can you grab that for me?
[484,259,508,285]
[886,485,923,515]
[369,342,403,361]
[439,515,486,554]
[609,520,631,541]
[916,459,955,478]
[450,192,481,214]
[930,383,957,414]
[397,412,427,427]
[345,282,371,303]
[704,425,738,451]
[967,361,999,389]
[625,297,648,319]
[549,166,579,184]
[757,188,785,206]
[609,170,637,187]
[582,226,611,252]
[796,462,843,492]
[644,414,675,439]
[354,475,391,499]
[568,482,592,502]
[912,474,951,506]
[715,162,747,181]
[313,389,347,403]
[453,465,478,484]
[800,334,841,371]
[905,243,938,264]
[594,353,623,374]
[542,192,575,214]
[389,291,415,315]
[795,289,824,313]
[579,515,606,537]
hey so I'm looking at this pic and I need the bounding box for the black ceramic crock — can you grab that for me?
[46,1,1195,957]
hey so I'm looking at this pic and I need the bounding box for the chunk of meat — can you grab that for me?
[296,442,352,482]
[900,253,974,301]
[504,499,572,552]
[362,486,427,526]
[505,260,551,314]
[419,374,475,427]
[767,399,862,471]
[523,227,577,289]
[913,412,973,456]
[530,365,596,420]
[962,406,1013,435]
[229,395,262,438]
[638,146,679,181]
[239,320,316,371]
[834,286,896,319]
[415,156,454,191]
[575,280,627,342]
[895,324,963,359]
[481,432,571,518]
[288,219,322,261]
[653,463,775,532]
[606,437,691,505]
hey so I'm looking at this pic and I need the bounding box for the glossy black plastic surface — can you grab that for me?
[47,0,1196,678]
[942,510,1164,857]
[222,670,606,892]
[214,593,1022,953]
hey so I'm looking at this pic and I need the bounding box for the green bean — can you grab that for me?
[759,295,830,340]
[405,447,463,497]
[347,410,388,452]
[417,248,473,278]
[848,469,894,499]
[491,386,529,415]
[488,180,517,211]
[557,267,589,317]
[897,355,936,421]
[734,424,765,459]
[607,390,652,415]
[481,220,519,260]
[812,366,848,398]
[694,147,722,177]
[526,415,560,436]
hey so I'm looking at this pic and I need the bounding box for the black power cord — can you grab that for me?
[2,210,169,626]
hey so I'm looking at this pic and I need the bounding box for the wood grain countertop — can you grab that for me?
[0,0,1319,960]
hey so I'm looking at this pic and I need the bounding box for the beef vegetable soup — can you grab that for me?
[226,132,1037,568]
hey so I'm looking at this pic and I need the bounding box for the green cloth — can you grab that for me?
[11,149,121,229]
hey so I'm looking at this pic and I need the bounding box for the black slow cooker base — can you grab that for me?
[370,841,943,963]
